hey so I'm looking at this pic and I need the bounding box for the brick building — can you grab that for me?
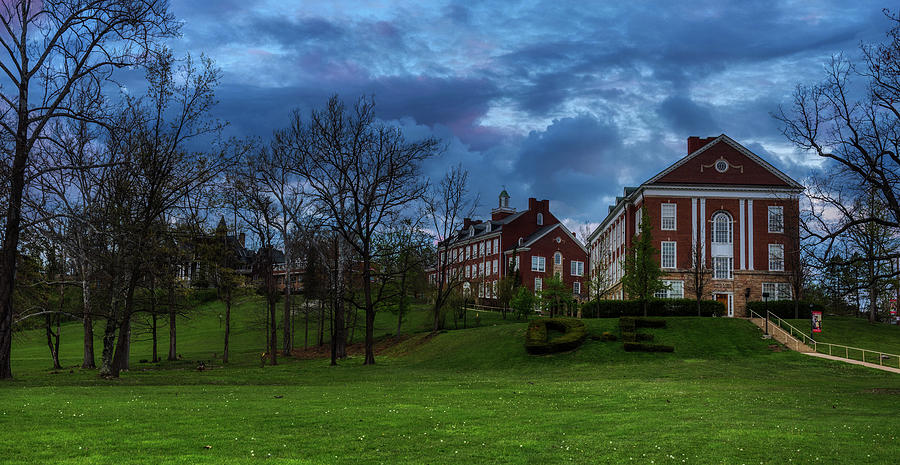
[431,192,589,301]
[586,135,803,317]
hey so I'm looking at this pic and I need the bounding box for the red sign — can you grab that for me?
[811,311,823,333]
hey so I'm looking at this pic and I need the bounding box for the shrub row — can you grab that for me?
[582,299,725,318]
[622,332,655,342]
[746,300,825,319]
[525,318,588,355]
[624,342,675,352]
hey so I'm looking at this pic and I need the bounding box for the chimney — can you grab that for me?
[238,232,246,248]
[463,217,472,229]
[528,197,538,211]
[687,136,717,154]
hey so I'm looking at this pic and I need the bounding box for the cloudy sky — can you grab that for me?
[160,0,890,232]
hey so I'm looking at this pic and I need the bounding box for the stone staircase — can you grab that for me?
[747,317,815,353]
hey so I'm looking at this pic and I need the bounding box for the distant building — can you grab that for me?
[587,135,802,317]
[430,192,589,301]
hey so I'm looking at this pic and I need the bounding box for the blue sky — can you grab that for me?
[161,0,890,232]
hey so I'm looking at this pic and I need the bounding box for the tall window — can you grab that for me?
[466,246,471,259]
[713,257,733,279]
[762,282,791,300]
[479,242,485,256]
[554,252,562,265]
[493,238,499,252]
[537,213,543,225]
[531,256,545,272]
[768,244,784,271]
[654,280,684,299]
[712,212,732,244]
[493,259,498,274]
[570,260,584,276]
[635,207,642,233]
[573,282,581,295]
[768,206,784,233]
[661,203,676,230]
[661,241,676,269]
[486,241,492,255]
[534,277,542,292]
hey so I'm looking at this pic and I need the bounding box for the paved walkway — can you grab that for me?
[804,352,900,374]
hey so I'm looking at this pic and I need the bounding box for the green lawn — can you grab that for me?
[783,316,900,367]
[2,301,900,464]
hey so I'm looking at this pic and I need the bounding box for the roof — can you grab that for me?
[586,134,804,244]
[514,223,587,254]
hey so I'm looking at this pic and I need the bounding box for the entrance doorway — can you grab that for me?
[714,293,733,317]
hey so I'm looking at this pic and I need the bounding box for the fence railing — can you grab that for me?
[748,309,900,368]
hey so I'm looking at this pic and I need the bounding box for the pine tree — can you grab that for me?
[622,208,666,316]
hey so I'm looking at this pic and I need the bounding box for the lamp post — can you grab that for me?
[763,292,770,336]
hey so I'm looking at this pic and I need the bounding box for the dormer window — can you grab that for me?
[469,225,475,236]
[485,222,491,233]
[518,237,523,245]
[537,213,543,226]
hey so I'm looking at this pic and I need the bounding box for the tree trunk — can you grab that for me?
[167,281,177,361]
[282,268,292,356]
[0,100,31,380]
[81,277,95,369]
[98,317,119,378]
[304,300,309,349]
[151,313,158,363]
[268,298,277,365]
[223,292,231,364]
[46,315,62,370]
[397,306,403,336]
[317,300,325,346]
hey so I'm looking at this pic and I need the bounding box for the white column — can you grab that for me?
[747,199,754,270]
[691,197,698,267]
[699,198,706,265]
[739,199,746,270]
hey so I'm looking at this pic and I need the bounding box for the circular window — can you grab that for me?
[715,160,728,173]
[555,236,561,244]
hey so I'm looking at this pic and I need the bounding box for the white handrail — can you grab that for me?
[766,311,818,349]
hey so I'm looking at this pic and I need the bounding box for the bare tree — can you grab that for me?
[0,0,178,379]
[277,95,439,365]
[775,10,900,294]
[684,230,711,316]
[425,165,476,331]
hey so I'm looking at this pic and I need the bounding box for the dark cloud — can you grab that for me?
[658,96,719,136]
[155,0,893,224]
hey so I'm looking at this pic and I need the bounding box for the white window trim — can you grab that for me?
[661,241,676,269]
[531,256,545,272]
[534,277,542,292]
[573,281,581,295]
[768,244,784,271]
[768,206,784,233]
[554,252,562,265]
[661,203,676,231]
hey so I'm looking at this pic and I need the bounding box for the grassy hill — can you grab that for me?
[3,299,900,464]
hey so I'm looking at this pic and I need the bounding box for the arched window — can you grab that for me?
[712,212,732,244]
[554,252,562,265]
[537,213,543,225]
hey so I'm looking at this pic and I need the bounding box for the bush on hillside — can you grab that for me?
[582,299,724,318]
[525,318,587,355]
[746,300,824,319]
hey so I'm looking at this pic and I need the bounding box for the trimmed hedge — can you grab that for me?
[746,300,824,319]
[624,342,675,352]
[525,318,588,355]
[582,299,725,318]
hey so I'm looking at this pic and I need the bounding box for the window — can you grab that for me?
[713,257,733,280]
[715,160,728,173]
[465,266,470,278]
[661,241,676,269]
[509,256,520,272]
[531,256,546,272]
[573,281,581,295]
[635,208,642,233]
[479,262,484,277]
[661,204,676,230]
[654,280,684,299]
[768,206,783,233]
[493,238,499,252]
[554,252,562,265]
[486,261,491,275]
[479,242,485,256]
[492,281,498,298]
[478,283,484,298]
[466,246,471,259]
[762,283,792,300]
[712,212,732,244]
[768,244,784,271]
[493,260,498,275]
[534,277,542,292]
[571,260,584,276]
[537,213,543,225]
[486,241,491,255]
